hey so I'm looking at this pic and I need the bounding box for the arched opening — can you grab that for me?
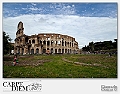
[62,49,64,53]
[68,42,69,47]
[65,49,67,53]
[43,49,46,53]
[62,38,64,46]
[65,41,66,46]
[43,40,46,45]
[28,45,31,54]
[58,49,61,53]
[25,36,29,44]
[51,40,54,46]
[18,48,20,54]
[70,49,71,53]
[68,49,69,53]
[51,48,53,53]
[31,49,34,54]
[29,40,31,44]
[70,42,71,47]
[40,40,42,44]
[36,48,39,54]
[32,39,35,44]
[55,49,57,53]
[47,41,50,46]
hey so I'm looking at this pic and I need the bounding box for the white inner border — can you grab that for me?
[1,0,119,94]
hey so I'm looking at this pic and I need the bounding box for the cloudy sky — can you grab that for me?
[3,3,117,48]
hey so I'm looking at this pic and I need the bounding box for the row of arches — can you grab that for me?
[16,48,76,54]
[28,39,75,47]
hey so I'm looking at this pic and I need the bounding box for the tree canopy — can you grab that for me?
[3,31,13,55]
[82,39,117,53]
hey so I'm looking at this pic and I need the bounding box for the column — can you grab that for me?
[64,40,65,53]
[17,48,19,53]
[26,47,28,54]
[46,40,47,51]
[24,47,26,55]
[49,37,51,53]
[53,38,55,54]
[56,49,58,53]
[50,37,51,47]
[20,48,22,54]
[35,37,38,44]
[34,47,36,54]
[61,48,62,53]
[73,41,74,47]
[42,38,43,45]
[53,48,55,53]
[39,47,42,54]
[61,38,62,47]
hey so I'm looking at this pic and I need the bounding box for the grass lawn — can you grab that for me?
[3,54,117,78]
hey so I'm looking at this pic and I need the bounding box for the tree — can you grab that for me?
[3,31,13,55]
[89,42,94,52]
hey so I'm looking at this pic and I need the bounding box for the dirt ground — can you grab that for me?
[3,55,50,66]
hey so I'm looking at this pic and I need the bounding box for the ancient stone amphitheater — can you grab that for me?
[14,21,79,54]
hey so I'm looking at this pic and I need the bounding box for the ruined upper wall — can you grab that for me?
[37,33,75,41]
[17,21,23,30]
[16,21,24,38]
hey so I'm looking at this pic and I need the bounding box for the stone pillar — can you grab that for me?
[64,48,65,53]
[53,48,55,53]
[24,47,26,55]
[34,47,36,54]
[49,37,51,53]
[50,37,51,46]
[26,48,28,54]
[56,49,58,53]
[39,47,41,54]
[64,40,65,53]
[35,37,38,44]
[42,38,43,45]
[20,48,22,54]
[60,38,62,53]
[17,48,18,53]
[73,41,74,47]
[46,40,47,51]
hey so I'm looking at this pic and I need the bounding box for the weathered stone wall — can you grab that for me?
[14,22,79,55]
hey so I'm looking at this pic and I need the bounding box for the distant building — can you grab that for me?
[14,21,79,55]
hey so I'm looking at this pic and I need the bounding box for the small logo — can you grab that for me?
[3,81,42,92]
[27,83,42,91]
[101,85,117,92]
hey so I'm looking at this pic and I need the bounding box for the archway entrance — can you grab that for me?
[31,49,34,54]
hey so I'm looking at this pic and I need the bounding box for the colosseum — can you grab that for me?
[14,21,79,55]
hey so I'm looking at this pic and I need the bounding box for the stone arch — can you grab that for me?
[31,49,34,54]
[32,39,35,44]
[62,49,64,53]
[68,49,69,53]
[55,49,57,53]
[70,49,71,53]
[36,48,39,54]
[43,40,46,45]
[18,48,20,54]
[65,49,67,53]
[40,40,42,44]
[58,48,61,53]
[65,41,66,46]
[51,48,53,53]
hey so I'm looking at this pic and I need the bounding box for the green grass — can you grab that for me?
[3,54,117,78]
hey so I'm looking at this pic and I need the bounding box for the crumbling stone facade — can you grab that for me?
[14,21,79,55]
